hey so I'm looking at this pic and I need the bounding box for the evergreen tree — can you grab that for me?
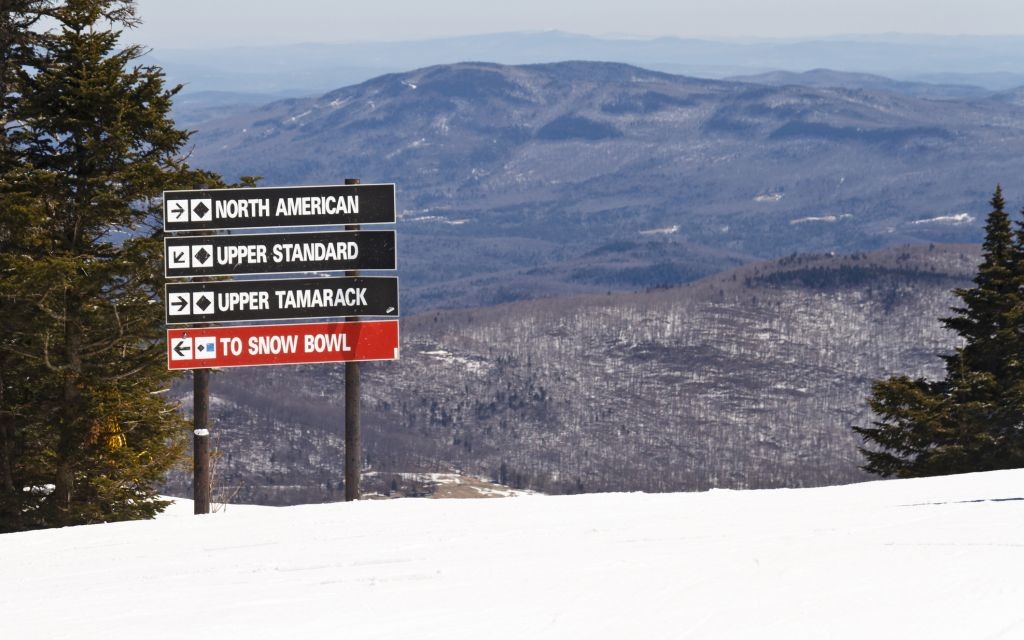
[856,186,1024,477]
[0,0,222,531]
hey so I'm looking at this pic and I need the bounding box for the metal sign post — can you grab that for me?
[344,177,361,502]
[193,367,211,515]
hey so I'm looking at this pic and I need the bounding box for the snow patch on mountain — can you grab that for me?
[911,212,974,225]
[790,213,853,224]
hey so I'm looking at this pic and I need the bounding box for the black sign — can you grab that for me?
[164,230,396,278]
[163,183,396,232]
[165,277,399,325]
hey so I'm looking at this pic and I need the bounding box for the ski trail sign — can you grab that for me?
[165,276,399,325]
[166,320,399,370]
[162,181,400,370]
[163,183,395,232]
[164,230,396,278]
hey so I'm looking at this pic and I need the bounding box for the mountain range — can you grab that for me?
[187,60,1024,312]
[728,69,994,100]
[153,32,1024,97]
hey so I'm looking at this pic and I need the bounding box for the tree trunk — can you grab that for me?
[0,370,17,528]
[53,289,82,517]
[0,423,13,496]
[0,368,13,496]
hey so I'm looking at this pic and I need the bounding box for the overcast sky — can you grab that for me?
[130,0,1024,49]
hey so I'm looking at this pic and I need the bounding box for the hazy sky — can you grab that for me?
[131,0,1024,49]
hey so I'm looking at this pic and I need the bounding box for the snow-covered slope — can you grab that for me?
[4,471,1023,639]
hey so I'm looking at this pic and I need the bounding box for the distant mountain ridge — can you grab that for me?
[727,69,992,100]
[153,31,1024,96]
[190,60,1024,312]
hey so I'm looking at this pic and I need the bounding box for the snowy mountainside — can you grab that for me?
[164,244,980,503]
[5,469,1024,639]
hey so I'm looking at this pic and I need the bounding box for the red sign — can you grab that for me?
[167,320,399,370]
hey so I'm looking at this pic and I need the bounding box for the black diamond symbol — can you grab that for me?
[194,294,212,311]
[192,201,210,216]
[194,248,211,265]
[197,343,206,352]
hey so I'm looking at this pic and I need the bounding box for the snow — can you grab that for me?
[790,213,853,224]
[911,212,975,225]
[639,225,680,235]
[403,212,468,223]
[359,469,536,498]
[375,471,536,498]
[421,349,490,372]
[407,215,469,225]
[3,470,1023,639]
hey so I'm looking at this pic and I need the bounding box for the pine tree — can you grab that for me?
[943,186,1020,377]
[0,0,66,530]
[855,186,1024,477]
[0,0,223,531]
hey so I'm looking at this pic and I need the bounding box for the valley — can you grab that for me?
[163,245,979,503]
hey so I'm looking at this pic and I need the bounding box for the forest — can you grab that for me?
[163,244,979,503]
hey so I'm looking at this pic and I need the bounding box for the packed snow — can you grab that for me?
[3,470,1023,639]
